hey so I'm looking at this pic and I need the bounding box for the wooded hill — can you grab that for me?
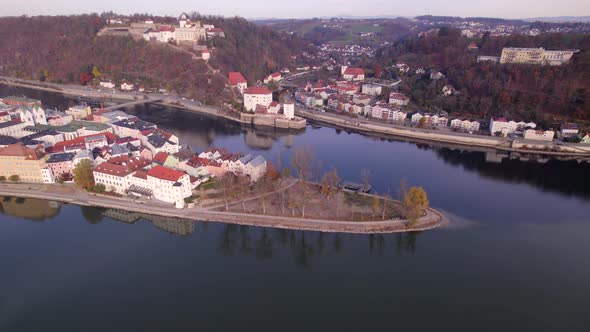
[0,14,309,104]
[375,28,590,125]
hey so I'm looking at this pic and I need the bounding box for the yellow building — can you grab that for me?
[0,143,48,183]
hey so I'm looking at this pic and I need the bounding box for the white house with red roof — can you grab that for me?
[244,87,273,112]
[93,156,151,195]
[389,92,410,106]
[263,72,282,84]
[341,66,365,81]
[147,165,192,205]
[228,72,248,94]
[201,48,210,61]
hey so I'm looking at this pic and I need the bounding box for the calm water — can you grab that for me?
[2,85,590,331]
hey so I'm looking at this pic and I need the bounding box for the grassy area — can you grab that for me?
[199,179,219,191]
[350,24,384,34]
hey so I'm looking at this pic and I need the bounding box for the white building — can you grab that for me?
[93,156,151,195]
[412,113,448,127]
[489,118,536,137]
[450,119,480,133]
[121,82,134,91]
[66,105,91,120]
[524,129,555,141]
[283,102,295,120]
[244,87,273,112]
[147,165,192,205]
[560,123,579,138]
[362,84,382,96]
[341,66,365,81]
[389,92,410,106]
[228,72,248,94]
[41,168,55,184]
[100,81,116,89]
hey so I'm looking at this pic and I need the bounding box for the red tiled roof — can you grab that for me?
[343,67,364,76]
[107,156,151,171]
[0,111,9,117]
[50,132,116,153]
[133,169,148,180]
[187,156,210,167]
[94,162,134,177]
[245,87,272,95]
[269,101,279,107]
[0,143,45,160]
[153,151,170,164]
[389,92,409,101]
[147,165,186,182]
[228,72,247,85]
[208,160,222,167]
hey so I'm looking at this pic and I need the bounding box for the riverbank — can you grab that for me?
[0,183,445,234]
[296,108,590,158]
[0,76,306,130]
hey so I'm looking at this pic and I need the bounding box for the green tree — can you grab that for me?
[93,184,106,193]
[9,175,20,182]
[0,176,6,182]
[73,159,95,189]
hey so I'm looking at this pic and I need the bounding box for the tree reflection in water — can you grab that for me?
[216,222,420,268]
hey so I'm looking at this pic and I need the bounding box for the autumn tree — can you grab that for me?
[372,196,380,219]
[403,187,430,222]
[323,168,340,198]
[92,66,102,78]
[73,159,95,190]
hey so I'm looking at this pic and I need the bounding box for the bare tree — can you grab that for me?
[221,174,236,211]
[361,168,371,193]
[236,176,250,213]
[381,189,391,220]
[291,147,315,218]
[399,179,408,218]
[256,172,273,215]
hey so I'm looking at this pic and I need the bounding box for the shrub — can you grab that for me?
[9,175,20,182]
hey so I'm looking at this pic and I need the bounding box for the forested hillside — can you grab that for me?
[0,14,309,104]
[376,28,590,124]
[195,14,311,84]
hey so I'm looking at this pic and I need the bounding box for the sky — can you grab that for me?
[1,0,589,19]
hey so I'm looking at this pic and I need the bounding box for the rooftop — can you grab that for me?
[245,87,272,95]
[148,165,186,182]
[46,152,76,163]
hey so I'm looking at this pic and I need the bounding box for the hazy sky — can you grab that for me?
[1,0,589,19]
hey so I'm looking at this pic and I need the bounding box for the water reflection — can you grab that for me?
[0,197,61,221]
[434,147,590,198]
[216,221,420,268]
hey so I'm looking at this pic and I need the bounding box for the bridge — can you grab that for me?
[103,97,162,111]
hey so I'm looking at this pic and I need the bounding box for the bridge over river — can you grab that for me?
[103,97,162,111]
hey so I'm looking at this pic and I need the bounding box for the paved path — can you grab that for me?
[0,184,445,234]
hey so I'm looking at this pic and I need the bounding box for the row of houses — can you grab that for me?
[0,96,269,208]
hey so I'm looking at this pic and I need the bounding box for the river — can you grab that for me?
[1,84,590,331]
